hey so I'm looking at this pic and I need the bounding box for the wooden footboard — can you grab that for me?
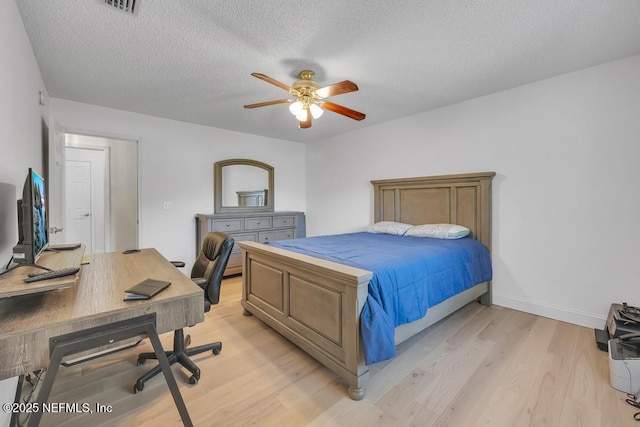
[240,240,373,400]
[240,240,490,400]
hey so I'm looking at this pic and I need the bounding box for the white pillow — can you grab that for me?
[405,224,470,239]
[366,221,412,236]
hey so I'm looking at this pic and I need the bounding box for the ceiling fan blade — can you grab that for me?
[322,101,366,121]
[315,80,359,98]
[251,73,297,94]
[299,109,312,129]
[244,99,291,109]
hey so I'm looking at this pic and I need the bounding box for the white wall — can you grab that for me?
[0,1,50,422]
[0,0,49,264]
[50,99,306,269]
[307,55,640,329]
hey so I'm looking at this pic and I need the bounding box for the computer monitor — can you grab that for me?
[12,168,49,268]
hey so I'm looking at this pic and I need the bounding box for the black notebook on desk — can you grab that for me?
[124,278,171,300]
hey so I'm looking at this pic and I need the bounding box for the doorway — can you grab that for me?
[65,147,106,254]
[63,134,138,254]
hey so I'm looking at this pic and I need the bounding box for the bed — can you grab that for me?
[238,171,495,400]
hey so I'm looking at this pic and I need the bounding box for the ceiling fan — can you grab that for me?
[243,70,366,129]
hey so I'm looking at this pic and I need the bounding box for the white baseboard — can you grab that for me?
[492,293,607,330]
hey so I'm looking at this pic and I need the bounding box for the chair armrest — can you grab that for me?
[171,261,186,268]
[192,277,207,287]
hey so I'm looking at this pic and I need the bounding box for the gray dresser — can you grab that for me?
[195,211,306,276]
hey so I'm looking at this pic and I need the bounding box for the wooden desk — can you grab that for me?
[0,248,203,426]
[0,248,203,379]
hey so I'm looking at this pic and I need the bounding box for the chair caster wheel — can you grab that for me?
[189,375,198,385]
[212,348,221,356]
[136,358,146,365]
[133,383,144,394]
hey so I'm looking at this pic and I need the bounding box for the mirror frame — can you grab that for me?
[214,158,274,214]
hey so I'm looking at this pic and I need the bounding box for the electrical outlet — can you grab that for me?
[163,201,173,210]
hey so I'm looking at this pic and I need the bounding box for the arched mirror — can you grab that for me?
[214,159,274,213]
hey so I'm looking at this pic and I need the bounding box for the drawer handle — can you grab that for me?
[257,222,260,225]
[226,223,230,227]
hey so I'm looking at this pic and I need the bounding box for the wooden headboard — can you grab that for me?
[371,171,495,251]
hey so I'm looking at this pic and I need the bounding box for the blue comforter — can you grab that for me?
[268,232,492,365]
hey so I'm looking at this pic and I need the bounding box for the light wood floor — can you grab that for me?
[28,276,634,426]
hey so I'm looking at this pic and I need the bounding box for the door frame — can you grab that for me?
[47,118,66,245]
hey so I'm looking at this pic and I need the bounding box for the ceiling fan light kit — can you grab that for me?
[289,101,323,120]
[244,70,365,129]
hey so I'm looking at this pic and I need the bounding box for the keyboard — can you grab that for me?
[24,267,80,283]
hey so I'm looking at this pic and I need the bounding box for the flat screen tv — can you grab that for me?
[14,168,49,266]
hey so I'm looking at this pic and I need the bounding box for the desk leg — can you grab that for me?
[144,322,193,425]
[27,314,192,427]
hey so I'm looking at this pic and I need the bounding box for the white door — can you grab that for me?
[64,148,106,254]
[65,160,92,253]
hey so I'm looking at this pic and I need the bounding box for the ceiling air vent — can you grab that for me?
[104,0,139,15]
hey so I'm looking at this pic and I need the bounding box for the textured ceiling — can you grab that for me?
[15,0,640,143]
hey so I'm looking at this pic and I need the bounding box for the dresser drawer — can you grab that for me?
[244,217,272,230]
[229,232,257,252]
[196,211,305,277]
[273,216,296,228]
[259,229,295,243]
[212,219,243,232]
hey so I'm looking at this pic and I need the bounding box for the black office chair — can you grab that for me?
[133,232,234,393]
